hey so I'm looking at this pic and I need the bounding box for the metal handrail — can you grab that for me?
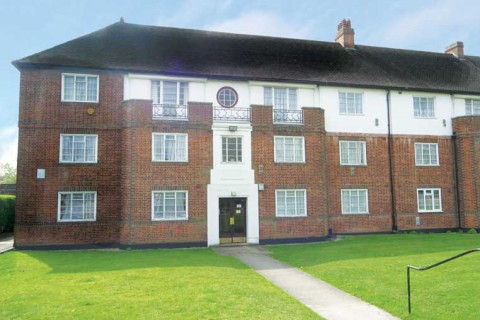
[152,104,188,120]
[213,107,251,122]
[407,248,480,313]
[273,109,304,124]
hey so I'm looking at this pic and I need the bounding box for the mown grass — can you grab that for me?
[0,249,320,319]
[268,233,480,319]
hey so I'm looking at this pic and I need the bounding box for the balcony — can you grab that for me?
[152,104,188,121]
[213,107,251,123]
[273,109,304,124]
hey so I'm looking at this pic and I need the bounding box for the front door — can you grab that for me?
[219,198,246,244]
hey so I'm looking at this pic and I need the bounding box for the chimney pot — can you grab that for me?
[335,19,355,49]
[445,41,464,58]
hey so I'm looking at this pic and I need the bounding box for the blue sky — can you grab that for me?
[1,0,480,166]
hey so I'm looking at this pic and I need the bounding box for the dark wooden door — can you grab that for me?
[219,198,246,243]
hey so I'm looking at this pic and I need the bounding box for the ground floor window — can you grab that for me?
[275,189,306,217]
[58,192,96,221]
[341,189,368,214]
[417,188,442,212]
[152,191,188,220]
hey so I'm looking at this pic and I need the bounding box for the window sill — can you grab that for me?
[341,212,369,215]
[418,210,443,213]
[274,161,305,165]
[415,164,440,167]
[275,215,308,218]
[61,100,99,104]
[58,219,96,223]
[59,162,98,165]
[152,160,189,163]
[152,218,189,222]
[340,163,367,167]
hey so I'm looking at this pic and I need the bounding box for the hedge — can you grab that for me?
[0,195,15,233]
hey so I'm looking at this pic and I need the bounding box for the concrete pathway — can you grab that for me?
[213,245,398,320]
[0,233,14,254]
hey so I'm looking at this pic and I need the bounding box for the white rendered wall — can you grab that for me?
[452,95,480,118]
[320,87,388,134]
[389,91,452,135]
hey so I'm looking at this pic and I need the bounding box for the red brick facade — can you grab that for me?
[14,68,478,249]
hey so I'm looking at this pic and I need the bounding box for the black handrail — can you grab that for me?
[407,248,480,314]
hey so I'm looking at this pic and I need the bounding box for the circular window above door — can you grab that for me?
[217,87,238,108]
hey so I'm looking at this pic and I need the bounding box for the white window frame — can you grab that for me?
[57,191,97,222]
[413,96,435,118]
[152,133,188,162]
[339,141,367,166]
[274,136,305,163]
[222,136,243,163]
[339,92,363,115]
[417,188,442,213]
[264,87,297,110]
[151,80,189,105]
[61,73,99,103]
[275,189,307,217]
[151,191,188,221]
[59,134,98,163]
[341,189,369,214]
[465,99,480,115]
[415,143,439,166]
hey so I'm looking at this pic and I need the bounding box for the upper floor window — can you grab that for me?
[58,191,96,222]
[415,143,439,166]
[465,99,480,115]
[222,137,242,163]
[264,87,297,110]
[62,74,98,102]
[339,141,366,165]
[60,134,97,163]
[339,92,363,115]
[341,189,368,214]
[417,188,442,212]
[152,191,188,220]
[276,189,307,217]
[152,80,188,105]
[274,136,305,163]
[152,133,188,162]
[413,97,435,118]
[217,87,238,108]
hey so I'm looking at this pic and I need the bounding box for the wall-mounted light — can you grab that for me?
[258,183,265,191]
[231,191,237,196]
[37,169,45,179]
[229,126,238,132]
[443,119,447,127]
[375,118,379,126]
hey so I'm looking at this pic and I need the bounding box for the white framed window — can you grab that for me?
[415,143,439,166]
[217,87,238,108]
[62,74,99,102]
[413,97,435,118]
[60,134,98,163]
[339,141,366,165]
[274,136,305,163]
[151,80,188,105]
[339,92,363,115]
[222,137,242,163]
[465,99,480,115]
[58,192,96,222]
[264,87,297,110]
[152,133,188,162]
[341,189,368,214]
[276,189,307,217]
[417,188,442,212]
[152,191,188,220]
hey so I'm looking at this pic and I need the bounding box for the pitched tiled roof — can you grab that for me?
[13,21,480,94]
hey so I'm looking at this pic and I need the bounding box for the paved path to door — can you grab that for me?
[0,233,14,254]
[213,245,398,320]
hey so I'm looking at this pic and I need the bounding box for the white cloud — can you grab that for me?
[205,11,311,39]
[0,126,18,167]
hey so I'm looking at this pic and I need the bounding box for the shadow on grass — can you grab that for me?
[21,248,249,274]
[267,233,480,267]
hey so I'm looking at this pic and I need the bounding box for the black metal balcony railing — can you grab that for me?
[213,107,251,122]
[273,109,304,124]
[152,104,188,120]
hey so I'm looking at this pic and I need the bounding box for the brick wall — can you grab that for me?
[252,106,329,241]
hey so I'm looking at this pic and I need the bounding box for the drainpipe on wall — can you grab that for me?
[386,90,398,231]
[452,131,462,229]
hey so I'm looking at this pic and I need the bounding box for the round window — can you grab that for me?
[217,87,238,108]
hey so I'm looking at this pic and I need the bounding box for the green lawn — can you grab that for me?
[0,249,319,320]
[268,233,480,319]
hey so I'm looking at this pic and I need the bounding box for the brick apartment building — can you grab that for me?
[12,19,480,249]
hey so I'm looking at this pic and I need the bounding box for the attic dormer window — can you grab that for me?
[62,73,99,102]
[217,87,238,108]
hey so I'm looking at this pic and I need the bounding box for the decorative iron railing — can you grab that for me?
[213,107,251,122]
[273,109,304,124]
[152,104,188,120]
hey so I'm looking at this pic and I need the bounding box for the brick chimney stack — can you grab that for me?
[445,41,464,58]
[335,19,355,49]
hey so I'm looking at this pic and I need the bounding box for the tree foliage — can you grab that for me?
[0,163,16,184]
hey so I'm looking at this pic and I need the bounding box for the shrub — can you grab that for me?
[0,195,15,233]
[467,228,478,234]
